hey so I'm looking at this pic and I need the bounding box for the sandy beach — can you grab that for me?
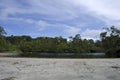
[0,58,120,80]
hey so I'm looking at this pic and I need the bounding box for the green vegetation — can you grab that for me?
[0,26,13,52]
[0,26,120,58]
[100,26,120,57]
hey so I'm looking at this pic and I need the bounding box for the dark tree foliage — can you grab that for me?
[6,35,32,45]
[0,26,6,36]
[100,26,120,57]
[0,26,7,52]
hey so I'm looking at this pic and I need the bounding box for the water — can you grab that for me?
[81,53,105,56]
[22,52,106,58]
[40,53,105,56]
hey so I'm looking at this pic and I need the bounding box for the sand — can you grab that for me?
[0,58,120,80]
[0,53,18,57]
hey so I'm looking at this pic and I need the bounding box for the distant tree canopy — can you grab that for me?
[100,26,120,57]
[1,25,120,58]
[3,34,103,54]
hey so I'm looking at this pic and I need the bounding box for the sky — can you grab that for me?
[0,0,120,40]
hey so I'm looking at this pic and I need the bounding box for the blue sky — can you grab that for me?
[0,0,120,40]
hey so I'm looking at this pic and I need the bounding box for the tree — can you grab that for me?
[0,26,6,36]
[100,32,107,40]
[0,26,7,52]
[56,42,68,53]
[100,26,120,57]
[19,41,33,53]
[72,34,82,53]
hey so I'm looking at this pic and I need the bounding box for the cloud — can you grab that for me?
[0,0,81,21]
[36,20,49,31]
[64,26,81,36]
[0,0,120,39]
[6,17,48,31]
[1,0,120,23]
[74,0,120,26]
[81,29,103,40]
[5,17,81,37]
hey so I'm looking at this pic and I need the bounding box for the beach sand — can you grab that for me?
[0,58,120,80]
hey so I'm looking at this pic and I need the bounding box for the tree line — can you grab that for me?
[0,26,120,57]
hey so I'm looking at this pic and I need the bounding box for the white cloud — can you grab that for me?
[74,0,120,27]
[81,29,103,40]
[0,0,81,21]
[1,0,120,23]
[64,26,81,36]
[1,0,120,39]
[36,20,48,31]
[6,17,48,31]
[6,17,81,36]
